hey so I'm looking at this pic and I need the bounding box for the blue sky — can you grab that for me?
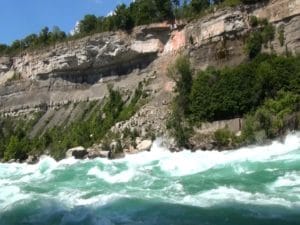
[0,0,132,44]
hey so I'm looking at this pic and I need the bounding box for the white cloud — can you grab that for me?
[70,21,80,36]
[107,10,116,17]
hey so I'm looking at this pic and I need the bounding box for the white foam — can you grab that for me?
[17,156,59,183]
[122,139,171,166]
[162,181,185,194]
[155,133,300,176]
[75,193,127,206]
[0,185,30,210]
[87,166,135,183]
[58,157,79,166]
[0,156,83,185]
[181,186,300,208]
[55,188,127,208]
[0,132,299,213]
[273,172,300,187]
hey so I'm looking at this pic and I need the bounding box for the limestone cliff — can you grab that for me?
[0,0,299,141]
[186,0,300,70]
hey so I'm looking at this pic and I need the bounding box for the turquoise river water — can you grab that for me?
[0,133,300,225]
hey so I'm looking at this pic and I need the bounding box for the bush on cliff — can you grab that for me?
[0,116,39,161]
[242,91,300,144]
[3,136,29,161]
[167,56,193,147]
[245,19,275,58]
[189,54,300,123]
[214,127,239,148]
[166,53,300,148]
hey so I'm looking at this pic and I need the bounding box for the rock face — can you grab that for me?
[108,151,125,160]
[1,0,300,115]
[0,57,12,73]
[0,22,177,83]
[185,0,300,70]
[253,0,300,23]
[136,140,153,152]
[1,1,299,84]
[66,146,88,159]
[87,148,110,159]
[195,118,243,135]
[25,155,39,164]
[4,32,155,81]
[0,22,182,115]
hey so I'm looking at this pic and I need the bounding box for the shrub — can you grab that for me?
[261,23,275,46]
[190,54,300,123]
[167,103,191,148]
[245,19,275,58]
[278,25,285,47]
[167,56,193,147]
[115,140,123,153]
[249,16,258,27]
[245,31,262,59]
[214,128,234,147]
[168,56,193,115]
[242,92,300,143]
[190,63,261,121]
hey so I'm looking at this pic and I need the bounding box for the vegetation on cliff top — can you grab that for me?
[0,0,267,56]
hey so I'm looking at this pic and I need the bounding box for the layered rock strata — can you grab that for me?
[0,0,299,142]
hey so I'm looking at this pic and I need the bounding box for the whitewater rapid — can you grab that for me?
[0,133,300,225]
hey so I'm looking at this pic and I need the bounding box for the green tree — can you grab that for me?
[154,0,175,21]
[168,56,193,115]
[242,91,300,143]
[261,23,275,45]
[245,31,262,59]
[79,14,98,34]
[167,103,190,147]
[129,0,157,25]
[167,56,193,147]
[49,26,67,43]
[190,0,210,14]
[39,27,50,44]
[4,136,27,161]
[114,4,134,30]
[23,34,38,48]
[10,40,22,53]
[0,44,9,55]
